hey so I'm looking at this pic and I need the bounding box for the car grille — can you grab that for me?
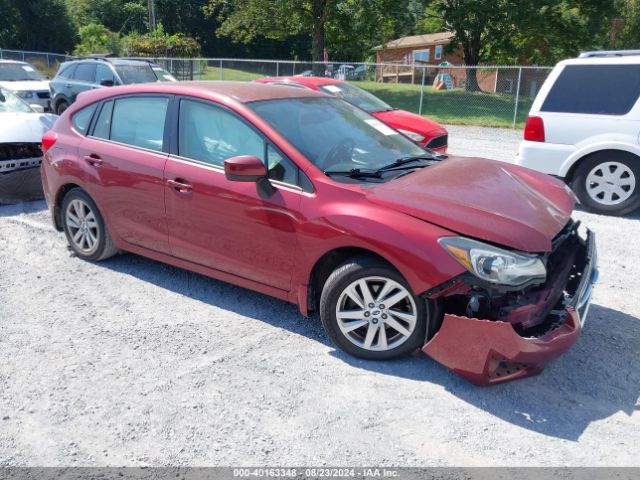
[426,134,448,150]
[37,91,50,99]
[0,143,43,174]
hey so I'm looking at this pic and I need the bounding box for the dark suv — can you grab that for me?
[50,58,176,114]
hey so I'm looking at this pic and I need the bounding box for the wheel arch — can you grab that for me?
[305,247,400,315]
[53,182,84,231]
[562,146,640,181]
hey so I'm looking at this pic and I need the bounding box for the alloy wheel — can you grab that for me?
[335,276,418,352]
[65,198,100,254]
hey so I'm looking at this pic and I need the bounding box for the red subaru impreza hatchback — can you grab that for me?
[41,82,598,385]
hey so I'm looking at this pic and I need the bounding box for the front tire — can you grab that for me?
[55,100,69,115]
[571,151,640,216]
[61,189,118,261]
[320,256,427,360]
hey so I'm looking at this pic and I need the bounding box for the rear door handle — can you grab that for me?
[167,178,193,193]
[83,154,103,167]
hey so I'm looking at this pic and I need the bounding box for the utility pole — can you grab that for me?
[147,0,157,32]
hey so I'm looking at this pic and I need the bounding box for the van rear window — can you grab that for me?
[541,64,640,115]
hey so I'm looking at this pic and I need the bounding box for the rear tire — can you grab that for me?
[571,151,640,216]
[61,188,118,261]
[320,255,427,360]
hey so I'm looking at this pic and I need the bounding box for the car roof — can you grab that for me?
[75,80,326,105]
[64,58,155,66]
[0,60,27,65]
[256,76,343,87]
[558,55,640,67]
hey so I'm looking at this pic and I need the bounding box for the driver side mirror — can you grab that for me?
[100,79,115,87]
[224,155,276,199]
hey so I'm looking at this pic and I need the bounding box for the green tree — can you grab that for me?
[2,0,76,52]
[611,0,640,48]
[205,0,334,73]
[73,23,122,56]
[424,0,614,90]
[123,24,201,57]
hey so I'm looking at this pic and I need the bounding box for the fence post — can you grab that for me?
[418,67,426,116]
[512,67,523,129]
[276,61,280,76]
[0,49,3,60]
[292,62,296,76]
[219,60,223,80]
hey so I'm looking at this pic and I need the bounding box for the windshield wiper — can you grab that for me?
[324,168,382,179]
[375,155,438,174]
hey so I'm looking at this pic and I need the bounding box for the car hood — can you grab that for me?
[0,80,50,92]
[0,112,57,143]
[365,156,574,253]
[372,109,446,137]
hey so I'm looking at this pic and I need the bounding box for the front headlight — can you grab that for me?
[438,237,546,287]
[16,90,35,99]
[398,129,425,143]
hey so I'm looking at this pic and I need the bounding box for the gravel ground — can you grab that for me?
[445,125,522,162]
[1,128,639,467]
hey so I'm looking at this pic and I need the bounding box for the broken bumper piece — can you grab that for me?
[423,229,598,386]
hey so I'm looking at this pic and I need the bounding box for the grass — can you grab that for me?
[196,66,530,129]
[352,81,532,129]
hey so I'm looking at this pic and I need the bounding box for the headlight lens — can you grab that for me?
[16,90,34,99]
[438,237,546,287]
[398,129,425,143]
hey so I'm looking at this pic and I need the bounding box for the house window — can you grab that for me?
[504,79,513,93]
[412,49,430,64]
[435,45,443,60]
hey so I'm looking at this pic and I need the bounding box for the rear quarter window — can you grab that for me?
[72,104,97,134]
[541,64,640,115]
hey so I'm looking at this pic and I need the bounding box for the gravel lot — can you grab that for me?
[1,128,639,467]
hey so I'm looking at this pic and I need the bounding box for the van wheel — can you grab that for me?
[61,189,118,261]
[319,255,427,360]
[571,152,640,216]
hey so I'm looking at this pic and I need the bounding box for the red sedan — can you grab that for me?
[41,82,598,385]
[254,76,448,152]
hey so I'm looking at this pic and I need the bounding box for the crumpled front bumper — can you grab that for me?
[422,230,598,386]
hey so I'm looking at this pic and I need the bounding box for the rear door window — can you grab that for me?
[110,96,169,151]
[541,64,640,115]
[92,100,114,139]
[74,63,97,83]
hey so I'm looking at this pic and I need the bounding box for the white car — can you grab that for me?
[0,60,52,112]
[0,86,57,203]
[516,51,640,216]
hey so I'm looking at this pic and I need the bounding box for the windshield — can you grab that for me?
[0,62,47,81]
[0,87,33,113]
[152,66,177,82]
[248,97,425,175]
[318,82,393,113]
[114,64,158,84]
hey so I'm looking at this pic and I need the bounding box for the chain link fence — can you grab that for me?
[142,58,552,129]
[0,48,74,79]
[1,49,552,129]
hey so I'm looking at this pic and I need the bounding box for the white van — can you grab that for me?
[516,51,640,215]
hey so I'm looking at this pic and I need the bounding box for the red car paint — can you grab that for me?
[254,76,448,152]
[41,81,596,386]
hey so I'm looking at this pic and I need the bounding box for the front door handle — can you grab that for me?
[83,154,103,167]
[167,178,193,193]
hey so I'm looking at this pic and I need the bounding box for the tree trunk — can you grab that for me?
[463,46,481,92]
[311,0,330,76]
[311,21,325,76]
